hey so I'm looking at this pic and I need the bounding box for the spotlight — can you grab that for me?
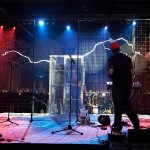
[38,20,45,26]
[132,21,136,26]
[104,26,108,30]
[66,25,70,30]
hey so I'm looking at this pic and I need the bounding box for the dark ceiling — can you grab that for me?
[0,0,150,20]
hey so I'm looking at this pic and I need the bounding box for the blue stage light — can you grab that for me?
[132,21,136,26]
[104,26,108,30]
[66,25,71,30]
[38,20,45,26]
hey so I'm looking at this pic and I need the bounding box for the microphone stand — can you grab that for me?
[30,19,36,123]
[0,62,18,125]
[51,55,83,135]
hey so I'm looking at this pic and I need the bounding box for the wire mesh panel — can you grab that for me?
[133,19,150,114]
[0,18,150,114]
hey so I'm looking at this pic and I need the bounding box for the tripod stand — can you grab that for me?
[51,55,83,135]
[0,61,18,125]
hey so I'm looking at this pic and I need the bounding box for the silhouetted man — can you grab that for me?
[107,41,140,133]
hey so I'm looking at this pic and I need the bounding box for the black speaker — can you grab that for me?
[128,129,150,143]
[98,115,110,126]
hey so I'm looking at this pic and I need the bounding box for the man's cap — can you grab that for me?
[110,41,120,52]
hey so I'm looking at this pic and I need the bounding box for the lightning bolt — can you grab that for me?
[1,50,51,63]
[1,37,143,63]
[83,39,111,57]
[83,37,142,59]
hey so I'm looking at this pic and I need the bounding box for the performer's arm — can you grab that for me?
[107,60,113,78]
[108,68,113,78]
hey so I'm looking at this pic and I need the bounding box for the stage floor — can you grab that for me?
[0,113,150,149]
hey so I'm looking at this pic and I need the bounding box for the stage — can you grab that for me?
[0,113,150,149]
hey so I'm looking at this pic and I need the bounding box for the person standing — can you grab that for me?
[107,41,140,133]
